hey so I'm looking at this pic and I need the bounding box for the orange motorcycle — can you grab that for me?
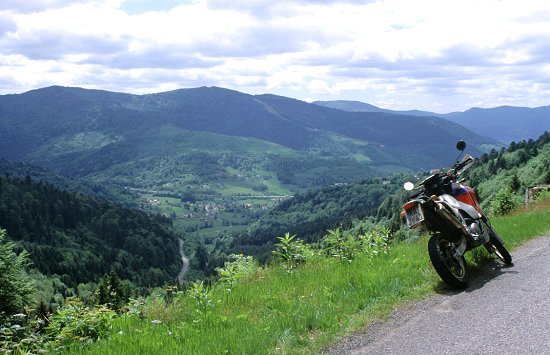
[401,141,512,288]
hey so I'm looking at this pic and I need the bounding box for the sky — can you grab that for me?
[1,0,550,113]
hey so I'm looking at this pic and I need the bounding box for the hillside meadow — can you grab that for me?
[69,197,550,354]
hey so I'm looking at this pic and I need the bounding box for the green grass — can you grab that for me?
[491,198,550,249]
[81,243,436,354]
[78,199,550,354]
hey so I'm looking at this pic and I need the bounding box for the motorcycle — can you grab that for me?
[401,140,512,288]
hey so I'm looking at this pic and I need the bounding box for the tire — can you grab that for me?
[489,232,513,265]
[428,234,468,289]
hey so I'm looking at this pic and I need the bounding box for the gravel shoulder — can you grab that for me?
[328,236,550,355]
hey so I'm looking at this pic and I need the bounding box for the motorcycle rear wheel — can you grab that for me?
[428,233,468,289]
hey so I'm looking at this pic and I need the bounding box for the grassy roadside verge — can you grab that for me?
[79,199,550,355]
[490,197,550,249]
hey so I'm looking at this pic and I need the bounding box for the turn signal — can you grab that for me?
[430,195,438,201]
[400,210,406,218]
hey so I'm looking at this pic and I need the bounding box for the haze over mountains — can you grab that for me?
[314,100,550,143]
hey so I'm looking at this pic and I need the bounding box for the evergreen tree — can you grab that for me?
[509,173,521,192]
[0,228,35,325]
[97,270,129,312]
[195,244,209,271]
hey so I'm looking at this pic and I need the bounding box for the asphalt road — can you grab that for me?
[329,236,550,355]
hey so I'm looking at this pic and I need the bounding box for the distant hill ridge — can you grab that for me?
[314,100,550,143]
[0,85,498,202]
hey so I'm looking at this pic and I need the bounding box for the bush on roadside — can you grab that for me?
[491,188,520,215]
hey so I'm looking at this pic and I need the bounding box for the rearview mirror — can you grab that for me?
[456,140,466,152]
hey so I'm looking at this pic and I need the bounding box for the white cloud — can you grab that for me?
[1,0,550,112]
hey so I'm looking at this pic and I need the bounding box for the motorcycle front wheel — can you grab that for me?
[428,233,468,289]
[488,232,513,265]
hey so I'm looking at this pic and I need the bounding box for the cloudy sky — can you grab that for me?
[1,0,550,112]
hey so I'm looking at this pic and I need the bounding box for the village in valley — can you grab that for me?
[138,190,292,236]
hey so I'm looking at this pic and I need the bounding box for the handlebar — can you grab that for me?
[409,155,475,196]
[452,156,474,174]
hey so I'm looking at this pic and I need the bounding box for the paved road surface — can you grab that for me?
[329,236,550,355]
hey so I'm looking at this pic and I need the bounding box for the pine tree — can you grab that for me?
[97,270,129,312]
[195,244,209,271]
[509,173,521,192]
[0,228,35,325]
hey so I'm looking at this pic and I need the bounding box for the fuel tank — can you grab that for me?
[453,184,482,213]
[439,194,481,220]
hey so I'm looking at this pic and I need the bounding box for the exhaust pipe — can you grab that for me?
[435,203,467,234]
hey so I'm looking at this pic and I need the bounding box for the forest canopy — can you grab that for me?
[0,175,182,289]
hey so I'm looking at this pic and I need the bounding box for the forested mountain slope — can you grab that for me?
[445,106,550,143]
[0,159,133,204]
[231,132,550,260]
[231,175,410,259]
[0,86,493,181]
[0,85,501,275]
[464,131,550,209]
[0,175,181,288]
[313,100,436,117]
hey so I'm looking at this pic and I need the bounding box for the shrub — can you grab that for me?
[187,281,215,322]
[535,189,550,201]
[272,233,316,271]
[0,312,47,353]
[97,271,130,312]
[491,188,520,215]
[360,227,390,258]
[215,254,261,292]
[322,228,361,263]
[45,298,116,349]
[322,227,390,263]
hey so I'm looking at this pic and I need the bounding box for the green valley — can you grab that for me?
[0,83,549,353]
[0,86,498,245]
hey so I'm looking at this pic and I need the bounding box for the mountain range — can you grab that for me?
[2,86,547,226]
[0,86,493,182]
[314,100,550,143]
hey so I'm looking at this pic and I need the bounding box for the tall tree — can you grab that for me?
[0,228,35,325]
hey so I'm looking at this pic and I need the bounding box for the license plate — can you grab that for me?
[405,203,424,228]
